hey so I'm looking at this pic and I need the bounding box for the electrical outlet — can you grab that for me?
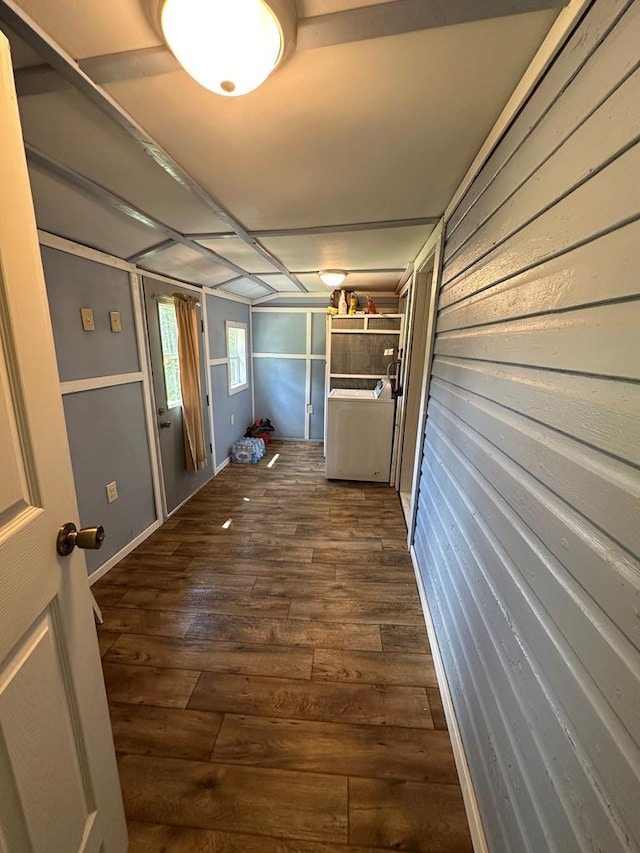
[80,307,95,331]
[109,311,122,332]
[106,481,118,503]
[306,404,313,414]
[230,414,235,426]
[384,348,394,356]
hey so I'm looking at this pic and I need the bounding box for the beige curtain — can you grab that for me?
[174,294,207,472]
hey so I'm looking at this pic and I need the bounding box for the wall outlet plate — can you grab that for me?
[80,307,95,331]
[106,481,118,503]
[109,311,122,332]
[384,348,394,356]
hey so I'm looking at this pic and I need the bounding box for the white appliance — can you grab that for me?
[325,379,395,482]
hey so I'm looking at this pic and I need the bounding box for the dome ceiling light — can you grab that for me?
[319,270,348,287]
[158,0,295,97]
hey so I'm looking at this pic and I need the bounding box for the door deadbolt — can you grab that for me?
[159,421,171,429]
[57,522,105,556]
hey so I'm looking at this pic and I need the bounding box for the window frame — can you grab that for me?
[226,320,248,396]
[157,298,182,410]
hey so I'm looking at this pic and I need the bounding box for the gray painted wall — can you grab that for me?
[205,294,253,465]
[251,310,326,441]
[43,246,139,381]
[42,248,156,576]
[412,1,640,850]
[210,363,253,466]
[63,384,156,574]
[253,357,307,439]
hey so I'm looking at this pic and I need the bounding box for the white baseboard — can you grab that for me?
[216,456,231,475]
[410,544,489,853]
[88,519,162,586]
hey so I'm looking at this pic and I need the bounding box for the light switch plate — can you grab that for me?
[306,404,313,414]
[109,311,122,332]
[384,348,394,356]
[80,307,95,331]
[230,414,235,425]
[106,481,118,503]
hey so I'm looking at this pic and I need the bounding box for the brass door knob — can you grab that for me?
[57,522,105,556]
[159,421,172,429]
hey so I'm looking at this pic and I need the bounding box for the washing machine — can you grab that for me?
[325,379,395,482]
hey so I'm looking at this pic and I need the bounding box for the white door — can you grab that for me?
[0,36,127,852]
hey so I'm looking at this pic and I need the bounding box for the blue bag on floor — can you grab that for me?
[231,437,265,464]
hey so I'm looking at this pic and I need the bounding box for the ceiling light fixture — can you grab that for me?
[319,270,348,287]
[160,0,288,97]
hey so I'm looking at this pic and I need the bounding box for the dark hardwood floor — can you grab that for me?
[93,441,473,852]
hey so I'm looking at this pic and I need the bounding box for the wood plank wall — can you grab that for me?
[412,1,640,850]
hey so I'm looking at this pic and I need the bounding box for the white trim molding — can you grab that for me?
[251,306,329,313]
[88,519,162,585]
[410,544,490,853]
[38,230,136,272]
[252,352,325,360]
[215,455,232,475]
[209,357,229,366]
[60,372,144,395]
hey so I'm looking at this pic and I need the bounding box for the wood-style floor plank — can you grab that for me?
[187,558,337,581]
[188,672,433,729]
[127,821,383,852]
[109,703,223,761]
[102,662,200,708]
[381,624,431,653]
[253,578,419,603]
[187,613,382,651]
[213,715,459,784]
[118,588,291,618]
[289,598,423,626]
[349,777,473,852]
[105,634,313,680]
[99,607,197,638]
[92,441,471,851]
[312,648,437,687]
[118,754,348,843]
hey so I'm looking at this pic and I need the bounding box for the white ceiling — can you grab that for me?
[0,0,562,299]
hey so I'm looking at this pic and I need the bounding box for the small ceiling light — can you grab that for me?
[319,270,348,288]
[161,0,285,97]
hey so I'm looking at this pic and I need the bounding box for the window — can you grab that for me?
[226,320,248,395]
[158,300,182,408]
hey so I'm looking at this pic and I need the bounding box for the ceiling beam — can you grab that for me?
[26,144,277,294]
[292,267,404,275]
[189,216,439,241]
[0,0,307,293]
[297,0,567,50]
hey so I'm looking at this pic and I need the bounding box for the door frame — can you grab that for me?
[406,221,445,546]
[142,271,216,517]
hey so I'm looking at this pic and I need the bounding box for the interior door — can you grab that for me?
[143,277,212,514]
[0,36,126,852]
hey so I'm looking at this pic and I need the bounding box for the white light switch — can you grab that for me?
[230,414,235,425]
[109,311,122,332]
[306,404,313,414]
[106,481,118,503]
[384,348,394,356]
